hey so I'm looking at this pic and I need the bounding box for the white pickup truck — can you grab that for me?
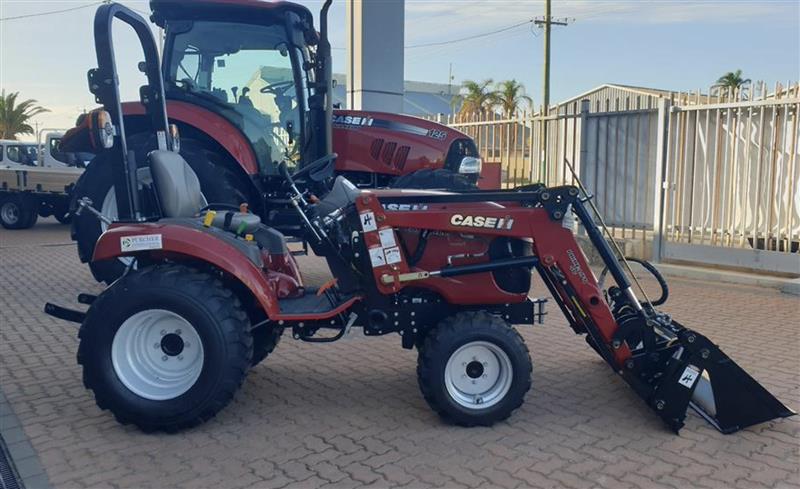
[0,136,91,229]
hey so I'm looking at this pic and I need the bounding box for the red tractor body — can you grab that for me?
[63,104,488,186]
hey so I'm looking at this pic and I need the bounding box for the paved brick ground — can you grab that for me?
[1,219,798,489]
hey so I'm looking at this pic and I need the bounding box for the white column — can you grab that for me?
[345,0,405,113]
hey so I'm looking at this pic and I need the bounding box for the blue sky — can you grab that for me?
[1,0,798,138]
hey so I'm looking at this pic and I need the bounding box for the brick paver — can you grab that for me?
[1,219,798,489]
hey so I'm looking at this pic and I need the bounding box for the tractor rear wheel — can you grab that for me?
[251,325,283,366]
[77,264,253,432]
[417,311,531,426]
[391,168,476,191]
[72,137,251,284]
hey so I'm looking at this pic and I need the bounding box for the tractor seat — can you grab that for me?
[148,150,262,234]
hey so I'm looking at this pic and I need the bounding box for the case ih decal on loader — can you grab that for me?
[45,2,794,435]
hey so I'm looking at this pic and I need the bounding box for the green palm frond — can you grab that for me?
[0,90,50,140]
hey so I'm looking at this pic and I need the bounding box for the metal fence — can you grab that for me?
[433,81,800,274]
[661,84,799,273]
[436,110,580,188]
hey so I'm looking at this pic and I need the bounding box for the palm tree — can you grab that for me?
[715,70,751,98]
[0,91,49,140]
[494,80,532,116]
[454,79,498,117]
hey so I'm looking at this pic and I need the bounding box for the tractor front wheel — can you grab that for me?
[417,311,532,426]
[78,265,253,432]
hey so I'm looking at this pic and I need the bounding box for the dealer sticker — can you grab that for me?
[379,228,397,248]
[368,247,386,267]
[384,246,402,264]
[360,211,377,232]
[678,366,700,388]
[120,234,163,252]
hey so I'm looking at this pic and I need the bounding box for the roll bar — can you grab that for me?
[88,2,173,220]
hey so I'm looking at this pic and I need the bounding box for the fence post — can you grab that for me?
[651,98,671,263]
[579,99,590,172]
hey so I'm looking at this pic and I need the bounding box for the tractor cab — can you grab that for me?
[151,0,331,176]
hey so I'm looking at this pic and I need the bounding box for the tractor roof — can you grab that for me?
[150,0,313,27]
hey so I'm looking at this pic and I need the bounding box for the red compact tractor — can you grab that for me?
[46,2,794,434]
[61,0,484,284]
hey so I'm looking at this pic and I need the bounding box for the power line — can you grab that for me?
[0,1,105,21]
[405,19,533,49]
[332,18,534,51]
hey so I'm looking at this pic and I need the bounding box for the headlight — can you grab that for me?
[92,110,116,149]
[457,156,482,175]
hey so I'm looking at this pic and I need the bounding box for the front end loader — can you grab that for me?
[45,1,794,435]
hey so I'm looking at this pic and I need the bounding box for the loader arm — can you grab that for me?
[371,185,794,433]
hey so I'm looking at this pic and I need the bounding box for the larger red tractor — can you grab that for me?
[62,0,484,283]
[46,2,793,435]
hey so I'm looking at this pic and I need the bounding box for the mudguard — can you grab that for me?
[93,221,281,317]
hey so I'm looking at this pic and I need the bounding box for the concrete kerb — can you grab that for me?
[0,390,53,489]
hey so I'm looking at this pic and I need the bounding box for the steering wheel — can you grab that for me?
[279,154,337,204]
[289,153,337,182]
[260,80,294,95]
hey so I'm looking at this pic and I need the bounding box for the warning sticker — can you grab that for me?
[678,366,700,388]
[379,228,397,248]
[121,234,162,252]
[360,211,377,232]
[368,247,386,267]
[384,246,402,265]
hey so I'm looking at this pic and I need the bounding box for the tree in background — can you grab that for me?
[454,79,499,116]
[494,80,533,116]
[0,91,49,140]
[715,70,751,98]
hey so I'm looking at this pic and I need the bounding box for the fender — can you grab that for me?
[93,222,280,317]
[123,101,259,174]
[61,101,259,175]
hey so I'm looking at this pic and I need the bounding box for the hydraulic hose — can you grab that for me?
[599,257,669,307]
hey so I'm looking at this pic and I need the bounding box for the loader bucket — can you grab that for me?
[635,325,795,434]
[686,336,795,433]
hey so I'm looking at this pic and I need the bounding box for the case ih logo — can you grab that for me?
[566,249,589,284]
[450,214,514,230]
[382,203,429,211]
[332,115,374,127]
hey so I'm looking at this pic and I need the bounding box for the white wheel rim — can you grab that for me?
[101,187,134,267]
[1,202,20,225]
[111,309,204,401]
[444,341,513,409]
[100,187,117,233]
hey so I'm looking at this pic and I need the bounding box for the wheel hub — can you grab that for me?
[160,333,184,357]
[466,360,485,379]
[444,341,513,409]
[1,202,20,224]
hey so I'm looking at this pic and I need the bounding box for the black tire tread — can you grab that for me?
[251,326,283,366]
[77,264,253,432]
[417,311,531,427]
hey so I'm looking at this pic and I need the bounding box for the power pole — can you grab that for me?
[448,62,453,96]
[534,0,569,181]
